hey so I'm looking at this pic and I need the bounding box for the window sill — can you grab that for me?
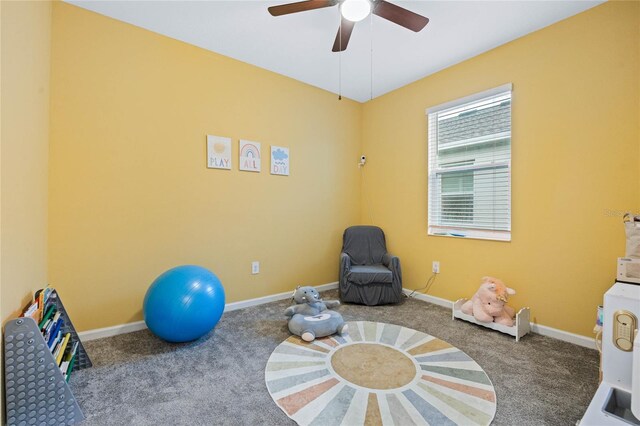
[428,227,511,242]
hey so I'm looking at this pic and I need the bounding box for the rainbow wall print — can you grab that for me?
[206,135,232,170]
[271,146,290,176]
[239,140,261,172]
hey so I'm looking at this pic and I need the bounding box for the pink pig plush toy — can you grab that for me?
[461,277,516,326]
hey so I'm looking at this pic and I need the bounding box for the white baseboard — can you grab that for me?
[403,288,596,350]
[529,323,596,349]
[403,288,451,308]
[224,282,338,312]
[78,282,339,341]
[78,320,147,341]
[80,283,595,349]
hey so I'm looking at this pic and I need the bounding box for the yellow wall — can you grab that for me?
[49,3,362,331]
[48,1,640,338]
[361,1,640,337]
[1,0,52,324]
[1,0,52,419]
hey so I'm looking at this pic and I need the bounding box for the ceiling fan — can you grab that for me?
[268,0,429,52]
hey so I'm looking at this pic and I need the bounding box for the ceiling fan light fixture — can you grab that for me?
[340,0,371,22]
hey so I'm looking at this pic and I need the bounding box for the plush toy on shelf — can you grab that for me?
[285,286,348,342]
[461,276,516,326]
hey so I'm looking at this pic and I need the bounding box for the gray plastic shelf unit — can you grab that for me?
[3,291,92,425]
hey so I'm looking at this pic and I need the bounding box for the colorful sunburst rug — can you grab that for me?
[265,321,497,426]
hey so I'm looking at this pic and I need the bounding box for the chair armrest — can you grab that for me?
[340,253,352,270]
[383,253,402,291]
[382,253,399,269]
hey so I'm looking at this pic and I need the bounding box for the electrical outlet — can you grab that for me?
[432,261,440,274]
[251,261,259,274]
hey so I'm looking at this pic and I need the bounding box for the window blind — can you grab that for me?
[427,84,512,241]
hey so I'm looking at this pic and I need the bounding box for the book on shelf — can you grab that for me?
[17,286,80,380]
[38,286,53,321]
[55,333,71,365]
[38,303,56,329]
[21,301,39,320]
[65,355,77,382]
[46,312,63,348]
[63,341,79,381]
[22,285,53,323]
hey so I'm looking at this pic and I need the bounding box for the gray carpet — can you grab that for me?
[72,290,599,425]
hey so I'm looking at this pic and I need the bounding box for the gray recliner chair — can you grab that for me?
[339,226,402,305]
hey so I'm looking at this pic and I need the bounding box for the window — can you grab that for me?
[427,84,512,241]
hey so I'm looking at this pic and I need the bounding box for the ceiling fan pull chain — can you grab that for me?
[370,10,373,100]
[338,8,342,100]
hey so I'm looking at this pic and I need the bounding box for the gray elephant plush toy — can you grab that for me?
[285,286,348,342]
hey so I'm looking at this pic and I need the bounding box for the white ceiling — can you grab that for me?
[67,0,604,103]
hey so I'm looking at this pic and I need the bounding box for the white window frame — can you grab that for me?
[426,83,512,242]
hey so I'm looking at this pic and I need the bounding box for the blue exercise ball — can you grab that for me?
[143,265,225,343]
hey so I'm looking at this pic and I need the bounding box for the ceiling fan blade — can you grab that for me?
[268,0,337,16]
[372,0,429,32]
[332,18,356,52]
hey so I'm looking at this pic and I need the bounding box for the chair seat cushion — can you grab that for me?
[346,264,393,285]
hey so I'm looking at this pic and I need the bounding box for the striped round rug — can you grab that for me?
[265,321,496,426]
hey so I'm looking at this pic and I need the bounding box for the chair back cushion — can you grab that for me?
[342,226,388,265]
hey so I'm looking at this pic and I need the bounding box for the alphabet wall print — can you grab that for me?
[206,135,232,170]
[239,140,261,172]
[271,146,289,176]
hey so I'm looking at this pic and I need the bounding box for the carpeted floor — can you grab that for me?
[72,290,599,425]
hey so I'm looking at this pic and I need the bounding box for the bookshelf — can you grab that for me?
[3,289,92,425]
